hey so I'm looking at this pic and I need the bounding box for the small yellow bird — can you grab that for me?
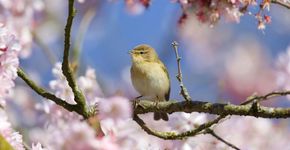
[129,44,170,121]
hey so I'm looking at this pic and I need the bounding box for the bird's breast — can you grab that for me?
[131,62,170,100]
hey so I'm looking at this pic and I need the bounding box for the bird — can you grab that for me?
[129,44,170,121]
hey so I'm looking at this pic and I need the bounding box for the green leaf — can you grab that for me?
[0,134,14,150]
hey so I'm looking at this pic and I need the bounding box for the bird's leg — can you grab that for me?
[135,95,143,99]
[133,95,143,108]
[154,96,159,110]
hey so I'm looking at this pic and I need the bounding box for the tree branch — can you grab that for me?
[17,68,82,114]
[242,91,290,105]
[134,99,290,118]
[133,41,290,140]
[62,0,88,116]
[133,114,225,140]
[133,91,268,140]
[271,0,290,9]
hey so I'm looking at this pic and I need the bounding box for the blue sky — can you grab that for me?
[22,0,290,101]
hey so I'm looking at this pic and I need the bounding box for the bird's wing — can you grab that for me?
[160,61,170,101]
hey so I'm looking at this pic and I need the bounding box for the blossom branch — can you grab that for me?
[133,90,290,140]
[62,0,88,116]
[242,91,290,105]
[133,114,225,140]
[17,68,83,115]
[72,8,96,73]
[271,0,290,9]
[133,97,290,118]
[172,41,192,101]
[133,41,290,140]
[32,32,57,66]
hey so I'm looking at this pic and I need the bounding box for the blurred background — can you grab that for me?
[7,0,290,143]
[19,0,290,101]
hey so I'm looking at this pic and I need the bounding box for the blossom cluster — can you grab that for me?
[124,0,273,29]
[0,0,45,148]
[0,0,44,58]
[178,0,273,29]
[0,25,20,107]
[0,109,24,150]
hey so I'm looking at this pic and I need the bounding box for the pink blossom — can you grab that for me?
[95,134,119,150]
[124,0,145,15]
[100,118,172,149]
[30,120,98,150]
[169,112,207,132]
[49,62,75,104]
[0,0,44,58]
[49,63,103,106]
[98,96,132,122]
[78,67,103,104]
[0,25,20,103]
[258,20,266,30]
[0,109,24,150]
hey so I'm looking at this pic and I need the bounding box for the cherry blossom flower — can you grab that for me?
[78,67,103,104]
[30,120,98,150]
[95,134,119,150]
[0,109,24,150]
[169,112,207,132]
[49,62,75,104]
[49,63,103,105]
[98,96,132,122]
[124,0,146,15]
[0,25,20,104]
[211,116,290,149]
[0,0,44,58]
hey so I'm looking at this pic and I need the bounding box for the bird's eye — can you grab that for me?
[140,51,144,54]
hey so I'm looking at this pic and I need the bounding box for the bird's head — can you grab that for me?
[129,44,159,63]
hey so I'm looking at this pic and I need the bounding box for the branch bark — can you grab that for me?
[133,114,226,140]
[62,0,88,117]
[17,68,81,114]
[134,99,290,118]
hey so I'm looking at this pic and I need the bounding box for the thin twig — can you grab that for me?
[17,68,83,115]
[271,0,290,9]
[133,41,290,140]
[33,32,57,66]
[172,41,192,101]
[62,0,88,116]
[204,129,240,150]
[72,8,96,74]
[242,91,290,105]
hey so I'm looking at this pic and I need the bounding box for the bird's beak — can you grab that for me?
[128,50,133,54]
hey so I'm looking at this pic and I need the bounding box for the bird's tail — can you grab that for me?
[154,112,168,121]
